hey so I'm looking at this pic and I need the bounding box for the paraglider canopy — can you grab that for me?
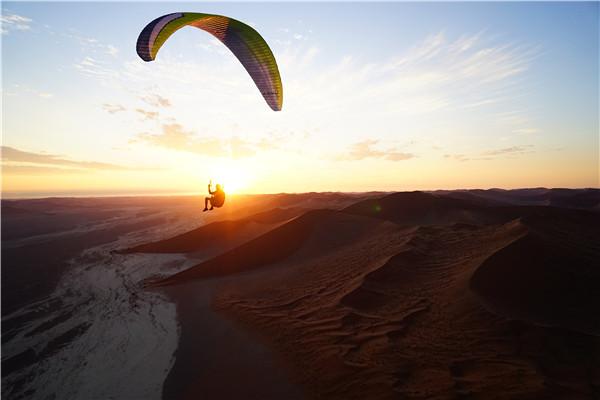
[136,12,283,111]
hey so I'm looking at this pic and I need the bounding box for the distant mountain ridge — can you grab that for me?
[433,187,600,210]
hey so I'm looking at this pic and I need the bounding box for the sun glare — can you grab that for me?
[206,161,252,194]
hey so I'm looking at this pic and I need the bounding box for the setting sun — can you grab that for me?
[205,160,253,194]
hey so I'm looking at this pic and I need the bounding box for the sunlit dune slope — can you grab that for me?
[120,207,305,254]
[120,192,383,256]
[227,192,384,218]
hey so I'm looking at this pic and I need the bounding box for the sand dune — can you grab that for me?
[120,191,382,256]
[210,220,522,398]
[471,210,600,335]
[133,192,597,399]
[344,191,503,226]
[209,207,599,399]
[148,209,389,286]
[435,188,600,210]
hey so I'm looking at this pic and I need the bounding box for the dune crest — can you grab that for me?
[344,191,502,226]
[120,207,306,255]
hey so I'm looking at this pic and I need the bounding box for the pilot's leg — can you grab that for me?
[203,197,210,211]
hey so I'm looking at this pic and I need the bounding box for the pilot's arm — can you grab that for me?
[208,181,214,195]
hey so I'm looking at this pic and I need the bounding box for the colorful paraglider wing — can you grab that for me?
[136,12,283,111]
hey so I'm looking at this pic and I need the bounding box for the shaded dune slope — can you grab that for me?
[471,211,600,335]
[495,188,600,209]
[430,190,510,207]
[344,191,503,226]
[436,188,600,210]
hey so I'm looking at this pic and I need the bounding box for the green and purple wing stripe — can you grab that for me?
[136,12,283,111]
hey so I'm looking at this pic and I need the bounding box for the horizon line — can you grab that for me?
[2,186,598,201]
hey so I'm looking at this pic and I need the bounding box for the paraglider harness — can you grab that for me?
[206,181,225,209]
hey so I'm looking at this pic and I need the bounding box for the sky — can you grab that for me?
[1,2,598,197]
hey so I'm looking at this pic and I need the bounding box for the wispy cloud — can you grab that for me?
[481,145,533,156]
[338,139,415,162]
[444,145,534,162]
[280,31,537,125]
[102,103,126,114]
[384,32,536,113]
[141,94,171,108]
[1,13,32,34]
[2,165,87,175]
[512,128,538,135]
[5,84,53,99]
[443,154,471,162]
[134,123,276,159]
[494,111,539,136]
[106,45,119,57]
[1,146,130,171]
[135,108,159,120]
[64,30,119,57]
[74,56,119,79]
[276,21,313,46]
